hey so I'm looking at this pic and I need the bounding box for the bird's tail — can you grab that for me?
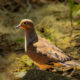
[64,60,80,70]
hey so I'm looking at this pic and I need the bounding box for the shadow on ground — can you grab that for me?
[21,69,73,80]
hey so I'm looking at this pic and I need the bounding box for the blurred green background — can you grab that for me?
[0,0,80,80]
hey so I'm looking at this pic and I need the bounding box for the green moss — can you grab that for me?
[15,38,24,43]
[0,74,3,80]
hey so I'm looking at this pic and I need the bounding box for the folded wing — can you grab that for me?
[33,36,71,65]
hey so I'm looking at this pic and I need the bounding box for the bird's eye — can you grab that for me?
[24,22,27,25]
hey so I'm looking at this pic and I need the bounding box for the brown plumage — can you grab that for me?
[16,19,80,70]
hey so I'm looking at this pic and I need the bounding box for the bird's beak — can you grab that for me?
[16,24,21,29]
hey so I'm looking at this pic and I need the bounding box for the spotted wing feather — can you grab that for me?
[34,37,71,65]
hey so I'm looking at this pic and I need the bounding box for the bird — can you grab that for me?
[16,19,80,71]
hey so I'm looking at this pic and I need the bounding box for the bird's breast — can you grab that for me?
[27,46,50,65]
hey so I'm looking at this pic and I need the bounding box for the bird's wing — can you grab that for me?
[33,37,71,65]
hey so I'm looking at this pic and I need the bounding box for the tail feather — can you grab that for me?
[64,60,80,70]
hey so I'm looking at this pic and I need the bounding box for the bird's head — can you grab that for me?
[16,19,34,30]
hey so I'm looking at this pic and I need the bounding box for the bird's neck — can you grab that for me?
[25,28,38,51]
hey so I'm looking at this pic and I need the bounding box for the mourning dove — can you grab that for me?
[16,19,80,70]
